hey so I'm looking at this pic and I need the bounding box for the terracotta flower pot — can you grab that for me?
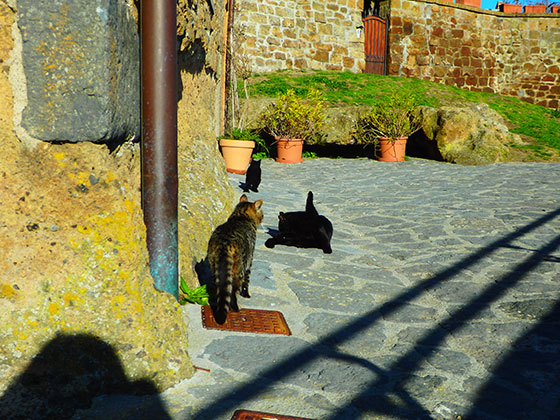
[219,139,255,174]
[552,6,560,13]
[275,138,304,164]
[378,137,407,162]
[502,3,523,13]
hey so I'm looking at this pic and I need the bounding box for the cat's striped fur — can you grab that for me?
[207,195,263,324]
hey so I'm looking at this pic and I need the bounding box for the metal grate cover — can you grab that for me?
[230,409,313,420]
[201,306,291,335]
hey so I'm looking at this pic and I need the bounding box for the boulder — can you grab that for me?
[415,103,524,165]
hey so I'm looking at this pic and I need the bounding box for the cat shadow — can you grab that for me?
[194,258,213,287]
[194,258,219,310]
[238,181,250,192]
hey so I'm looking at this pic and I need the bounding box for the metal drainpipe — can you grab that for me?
[140,0,178,298]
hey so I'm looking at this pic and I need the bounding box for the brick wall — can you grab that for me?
[236,0,365,72]
[389,0,560,109]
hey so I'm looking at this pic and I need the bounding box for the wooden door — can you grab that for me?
[363,15,387,75]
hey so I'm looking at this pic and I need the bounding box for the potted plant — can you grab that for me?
[259,89,326,163]
[218,17,263,175]
[218,128,264,174]
[353,92,421,162]
[501,0,523,13]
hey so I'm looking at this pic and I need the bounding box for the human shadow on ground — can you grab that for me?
[0,333,171,420]
[190,207,560,420]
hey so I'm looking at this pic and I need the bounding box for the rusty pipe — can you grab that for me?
[140,0,178,298]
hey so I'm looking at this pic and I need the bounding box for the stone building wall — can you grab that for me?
[236,0,366,72]
[237,0,559,109]
[388,0,560,109]
[0,0,233,413]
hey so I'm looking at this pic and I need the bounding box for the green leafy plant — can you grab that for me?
[218,127,260,141]
[550,108,560,119]
[302,151,317,159]
[354,92,422,143]
[178,276,209,306]
[218,128,270,155]
[252,151,270,159]
[259,89,326,144]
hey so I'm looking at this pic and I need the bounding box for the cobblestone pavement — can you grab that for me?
[89,158,560,420]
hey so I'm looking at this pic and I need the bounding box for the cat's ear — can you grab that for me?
[239,194,249,202]
[253,200,263,210]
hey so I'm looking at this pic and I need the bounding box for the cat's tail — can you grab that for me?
[213,244,237,324]
[306,191,318,216]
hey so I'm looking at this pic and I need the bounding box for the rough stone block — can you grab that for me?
[266,36,281,46]
[316,42,333,52]
[313,50,330,62]
[283,39,299,48]
[283,28,297,39]
[17,0,139,143]
[318,23,333,35]
[342,56,355,69]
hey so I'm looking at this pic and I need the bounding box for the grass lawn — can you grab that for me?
[246,70,560,161]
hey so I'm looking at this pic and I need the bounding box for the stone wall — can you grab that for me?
[389,0,560,109]
[237,0,559,109]
[1,0,234,414]
[236,0,365,72]
[16,0,140,143]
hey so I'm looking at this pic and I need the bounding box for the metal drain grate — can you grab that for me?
[201,306,291,335]
[230,409,313,420]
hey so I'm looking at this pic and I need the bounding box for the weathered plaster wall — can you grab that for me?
[389,0,560,108]
[236,0,365,72]
[0,0,233,414]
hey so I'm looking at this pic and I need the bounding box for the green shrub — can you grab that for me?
[354,92,422,143]
[259,89,326,144]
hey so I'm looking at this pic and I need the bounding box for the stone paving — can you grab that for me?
[87,158,560,420]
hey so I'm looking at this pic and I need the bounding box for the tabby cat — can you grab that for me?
[265,191,333,254]
[207,194,264,324]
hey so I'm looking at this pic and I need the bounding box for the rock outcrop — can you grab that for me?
[412,103,524,165]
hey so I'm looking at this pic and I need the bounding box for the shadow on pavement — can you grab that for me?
[465,299,560,420]
[191,207,560,420]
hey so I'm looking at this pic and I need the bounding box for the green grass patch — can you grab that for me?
[246,70,560,155]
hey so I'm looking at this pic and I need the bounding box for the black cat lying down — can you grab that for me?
[265,191,333,254]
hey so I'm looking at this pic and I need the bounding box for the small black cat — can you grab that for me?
[243,159,261,193]
[265,191,333,254]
